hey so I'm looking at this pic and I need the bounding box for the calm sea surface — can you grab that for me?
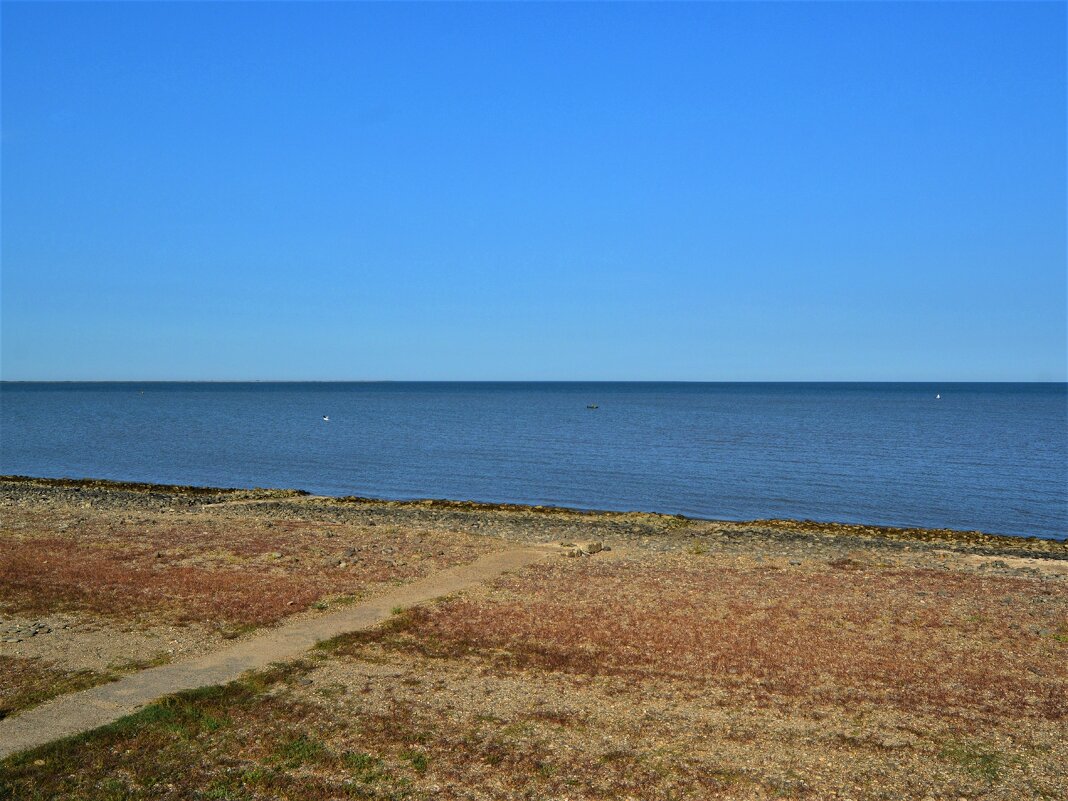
[1,382,1065,539]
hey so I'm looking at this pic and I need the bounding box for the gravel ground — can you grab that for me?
[0,476,1065,799]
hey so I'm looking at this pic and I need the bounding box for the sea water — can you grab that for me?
[1,382,1064,539]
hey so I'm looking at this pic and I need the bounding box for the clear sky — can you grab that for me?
[2,2,1065,381]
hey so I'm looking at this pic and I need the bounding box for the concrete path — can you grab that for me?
[0,546,550,759]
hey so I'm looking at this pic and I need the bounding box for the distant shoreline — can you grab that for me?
[3,380,1067,385]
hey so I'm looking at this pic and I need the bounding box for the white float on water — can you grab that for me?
[322,415,330,422]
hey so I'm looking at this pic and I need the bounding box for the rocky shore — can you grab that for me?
[4,476,1063,572]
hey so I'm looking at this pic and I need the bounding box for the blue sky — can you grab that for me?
[2,2,1065,381]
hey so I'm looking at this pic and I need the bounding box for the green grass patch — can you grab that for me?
[272,733,330,768]
[401,749,429,774]
[344,750,388,782]
[939,740,1007,782]
[0,653,430,801]
[0,662,311,800]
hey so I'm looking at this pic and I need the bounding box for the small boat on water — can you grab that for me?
[587,404,599,409]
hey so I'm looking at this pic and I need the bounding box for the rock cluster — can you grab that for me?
[559,541,610,558]
[0,619,68,643]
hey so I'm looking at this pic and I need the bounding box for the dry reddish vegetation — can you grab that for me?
[0,505,499,627]
[0,659,805,801]
[159,553,1056,800]
[306,555,1066,800]
[2,534,331,627]
[359,557,1068,724]
[6,551,1065,801]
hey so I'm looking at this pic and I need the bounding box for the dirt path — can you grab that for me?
[0,546,551,759]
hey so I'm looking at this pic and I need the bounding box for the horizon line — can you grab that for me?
[2,379,1066,385]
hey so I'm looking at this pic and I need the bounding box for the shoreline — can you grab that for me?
[1,473,1064,547]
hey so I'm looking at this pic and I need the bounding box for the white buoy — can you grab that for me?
[936,394,940,400]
